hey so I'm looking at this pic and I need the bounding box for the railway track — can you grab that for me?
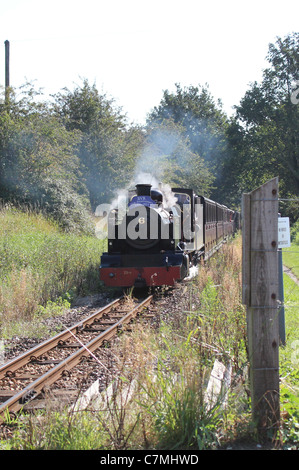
[0,295,153,422]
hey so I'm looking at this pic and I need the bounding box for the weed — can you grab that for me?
[2,234,299,450]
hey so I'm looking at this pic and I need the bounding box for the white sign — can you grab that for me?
[278,217,291,248]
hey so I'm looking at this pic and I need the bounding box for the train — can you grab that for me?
[100,183,239,288]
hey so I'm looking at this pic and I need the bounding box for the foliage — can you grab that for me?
[0,83,93,233]
[2,236,298,449]
[283,243,299,280]
[138,119,214,196]
[5,237,249,450]
[52,80,145,208]
[279,269,299,449]
[0,207,105,337]
[8,409,105,450]
[1,34,298,225]
[222,33,299,212]
[147,83,228,200]
[0,80,145,230]
[290,219,299,244]
[141,359,221,450]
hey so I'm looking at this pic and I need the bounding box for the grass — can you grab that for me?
[0,231,298,450]
[279,225,299,446]
[0,206,106,338]
[279,272,299,447]
[283,220,299,279]
[283,249,299,280]
[1,235,250,450]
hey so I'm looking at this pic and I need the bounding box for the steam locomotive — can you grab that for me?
[100,183,239,288]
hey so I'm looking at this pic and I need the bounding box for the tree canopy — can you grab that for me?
[147,84,228,199]
[0,32,298,229]
[226,32,299,212]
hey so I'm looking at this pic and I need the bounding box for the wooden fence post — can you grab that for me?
[242,178,280,435]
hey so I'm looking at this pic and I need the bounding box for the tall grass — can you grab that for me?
[0,207,105,337]
[4,236,251,450]
[279,272,299,447]
[3,234,298,450]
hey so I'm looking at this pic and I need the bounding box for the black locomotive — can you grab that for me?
[100,183,239,288]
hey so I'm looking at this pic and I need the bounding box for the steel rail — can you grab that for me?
[0,295,153,421]
[0,297,123,379]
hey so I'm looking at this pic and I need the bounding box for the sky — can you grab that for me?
[0,0,298,125]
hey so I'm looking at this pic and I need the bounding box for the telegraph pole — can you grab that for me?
[5,40,10,88]
[4,40,10,105]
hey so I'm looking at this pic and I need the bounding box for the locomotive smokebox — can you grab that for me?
[136,184,152,196]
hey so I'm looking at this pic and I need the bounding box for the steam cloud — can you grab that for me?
[95,127,183,238]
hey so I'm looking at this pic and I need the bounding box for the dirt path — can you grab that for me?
[283,265,299,286]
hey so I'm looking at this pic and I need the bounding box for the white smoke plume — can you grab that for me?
[95,127,181,237]
[108,171,177,212]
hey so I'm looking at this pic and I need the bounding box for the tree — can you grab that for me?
[234,33,299,199]
[0,83,92,232]
[53,80,144,208]
[147,84,229,200]
[137,119,214,196]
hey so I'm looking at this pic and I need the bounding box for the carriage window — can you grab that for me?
[207,203,216,223]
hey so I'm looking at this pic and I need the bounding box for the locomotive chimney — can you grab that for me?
[136,184,152,196]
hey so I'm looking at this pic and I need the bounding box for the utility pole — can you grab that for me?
[242,177,280,437]
[5,40,10,88]
[4,40,10,105]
